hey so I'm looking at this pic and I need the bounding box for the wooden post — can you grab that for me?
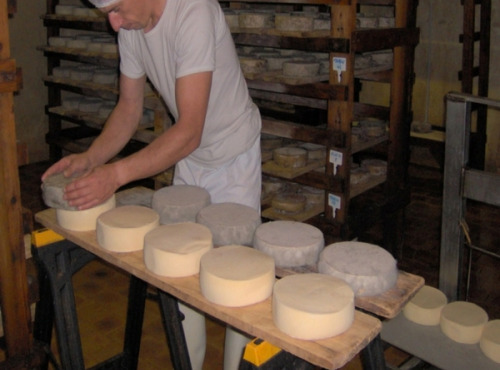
[0,0,32,358]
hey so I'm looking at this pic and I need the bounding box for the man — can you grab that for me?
[42,0,262,368]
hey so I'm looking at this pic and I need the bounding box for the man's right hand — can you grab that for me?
[41,153,93,182]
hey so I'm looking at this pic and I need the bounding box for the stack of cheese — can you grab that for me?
[41,173,116,231]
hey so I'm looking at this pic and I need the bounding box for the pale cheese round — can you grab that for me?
[144,222,213,277]
[273,147,308,168]
[96,205,159,253]
[403,285,448,326]
[253,220,324,268]
[480,320,500,363]
[275,13,314,32]
[440,301,488,344]
[273,273,355,340]
[199,245,275,307]
[196,202,261,246]
[282,61,320,77]
[152,185,211,225]
[239,57,267,75]
[56,195,116,231]
[271,192,307,213]
[79,97,102,113]
[238,12,274,29]
[318,241,398,297]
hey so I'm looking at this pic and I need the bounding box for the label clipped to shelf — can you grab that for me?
[329,149,343,175]
[332,57,347,83]
[328,193,341,219]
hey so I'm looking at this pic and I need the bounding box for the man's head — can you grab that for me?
[88,0,120,8]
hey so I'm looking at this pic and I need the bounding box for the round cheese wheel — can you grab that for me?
[300,185,324,204]
[273,147,308,168]
[253,220,324,268]
[62,96,83,110]
[152,185,211,225]
[224,12,240,29]
[196,202,261,246]
[403,285,448,326]
[86,42,103,53]
[360,120,386,138]
[260,134,283,150]
[92,68,117,85]
[66,39,89,50]
[42,172,80,210]
[96,205,160,253]
[275,13,315,32]
[144,222,213,277]
[440,301,489,344]
[56,195,116,231]
[271,192,307,213]
[55,5,76,15]
[238,12,274,29]
[52,66,73,79]
[318,241,398,297]
[199,245,275,307]
[272,273,354,340]
[48,36,73,48]
[79,97,102,113]
[313,17,331,30]
[70,67,94,82]
[480,320,500,363]
[300,143,325,160]
[262,177,283,196]
[72,7,90,17]
[282,61,320,77]
[361,159,387,176]
[239,57,267,75]
[102,43,118,54]
[350,167,371,185]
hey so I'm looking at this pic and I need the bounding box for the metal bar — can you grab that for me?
[463,168,500,206]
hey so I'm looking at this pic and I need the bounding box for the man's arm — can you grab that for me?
[63,71,212,210]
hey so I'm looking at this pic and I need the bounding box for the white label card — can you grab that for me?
[328,193,341,219]
[329,149,343,175]
[332,57,347,82]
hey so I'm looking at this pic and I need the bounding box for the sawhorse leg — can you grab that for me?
[158,290,192,370]
[32,240,148,370]
[361,334,386,370]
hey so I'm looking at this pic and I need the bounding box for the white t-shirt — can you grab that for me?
[118,0,261,167]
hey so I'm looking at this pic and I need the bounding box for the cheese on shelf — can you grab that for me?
[152,185,211,224]
[480,320,500,363]
[196,202,261,246]
[272,273,354,340]
[403,285,448,326]
[273,147,308,168]
[253,220,324,268]
[282,61,320,77]
[318,241,398,297]
[56,195,116,231]
[271,192,307,213]
[440,301,488,344]
[144,222,213,277]
[96,205,159,253]
[199,245,275,307]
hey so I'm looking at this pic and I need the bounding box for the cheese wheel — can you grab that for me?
[48,36,73,48]
[56,195,116,231]
[350,167,371,185]
[238,12,274,29]
[253,220,324,268]
[144,223,213,277]
[300,185,324,204]
[66,39,89,50]
[52,66,73,79]
[403,285,448,326]
[70,67,94,82]
[361,159,387,176]
[152,185,211,224]
[55,5,76,15]
[42,172,80,210]
[273,147,308,168]
[318,241,398,297]
[282,61,320,77]
[199,245,275,307]
[79,97,102,113]
[260,134,283,150]
[313,17,331,30]
[271,192,307,213]
[262,176,283,195]
[62,96,83,110]
[224,12,240,30]
[92,68,117,85]
[72,7,90,17]
[96,205,160,253]
[440,301,489,344]
[86,42,103,53]
[275,13,314,32]
[480,320,500,363]
[273,273,354,340]
[239,57,267,75]
[115,186,154,207]
[196,202,261,246]
[300,143,325,160]
[102,43,118,54]
[360,120,386,138]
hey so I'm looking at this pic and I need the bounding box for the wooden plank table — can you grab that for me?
[35,208,382,370]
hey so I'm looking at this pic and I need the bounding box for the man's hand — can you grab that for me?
[63,163,121,210]
[41,153,93,181]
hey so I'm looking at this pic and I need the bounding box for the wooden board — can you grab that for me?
[245,69,329,86]
[262,202,324,222]
[35,208,382,370]
[262,159,324,179]
[276,266,424,319]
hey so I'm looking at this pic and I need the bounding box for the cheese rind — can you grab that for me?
[144,223,213,277]
[42,173,79,210]
[56,195,116,231]
[480,320,500,363]
[403,285,448,326]
[271,192,307,213]
[272,273,354,340]
[318,241,398,297]
[440,301,489,344]
[253,220,324,267]
[199,245,275,307]
[273,147,308,168]
[96,205,159,253]
[152,185,211,224]
[196,203,261,246]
